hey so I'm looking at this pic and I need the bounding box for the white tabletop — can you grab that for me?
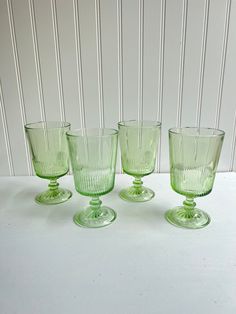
[0,173,236,314]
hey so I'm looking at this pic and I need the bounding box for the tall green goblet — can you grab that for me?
[25,121,72,204]
[118,120,161,202]
[165,127,225,229]
[67,128,118,228]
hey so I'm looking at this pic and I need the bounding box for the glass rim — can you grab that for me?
[118,120,161,128]
[24,121,71,130]
[169,127,225,137]
[66,128,118,138]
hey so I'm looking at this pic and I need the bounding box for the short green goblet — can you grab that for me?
[165,127,225,229]
[118,120,161,202]
[67,128,118,228]
[25,121,72,204]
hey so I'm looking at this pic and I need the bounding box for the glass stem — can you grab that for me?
[48,179,59,191]
[183,197,196,212]
[133,176,143,192]
[89,197,102,218]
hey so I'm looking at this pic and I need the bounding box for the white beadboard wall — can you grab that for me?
[1,0,236,176]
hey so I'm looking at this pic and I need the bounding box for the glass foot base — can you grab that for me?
[35,188,72,205]
[165,206,210,229]
[119,186,155,202]
[73,206,117,228]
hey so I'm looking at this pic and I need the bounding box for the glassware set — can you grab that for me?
[166,127,224,229]
[118,120,161,202]
[25,121,72,205]
[67,128,118,228]
[25,120,225,230]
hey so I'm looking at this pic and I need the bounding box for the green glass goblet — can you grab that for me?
[118,120,161,202]
[165,127,225,229]
[25,121,72,204]
[67,128,118,228]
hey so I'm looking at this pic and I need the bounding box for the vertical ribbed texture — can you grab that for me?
[138,0,144,122]
[28,0,46,122]
[215,0,232,129]
[95,0,105,128]
[176,0,188,128]
[7,0,32,175]
[73,0,86,130]
[195,0,210,128]
[0,80,14,175]
[117,0,123,123]
[51,0,66,122]
[157,0,166,172]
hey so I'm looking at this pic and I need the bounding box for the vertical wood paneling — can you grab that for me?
[28,0,47,121]
[95,0,105,128]
[157,0,165,124]
[77,0,100,128]
[218,0,236,171]
[122,0,139,120]
[73,0,85,129]
[1,0,236,175]
[0,0,29,175]
[99,0,119,130]
[200,0,226,129]
[54,0,81,129]
[7,0,32,175]
[195,0,210,128]
[214,0,232,129]
[142,0,162,172]
[181,0,205,127]
[117,0,123,173]
[137,0,144,122]
[0,80,14,176]
[157,0,166,172]
[51,0,66,122]
[142,0,160,122]
[99,0,120,170]
[30,0,62,121]
[11,0,42,124]
[176,0,188,128]
[117,0,124,123]
[160,0,181,172]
